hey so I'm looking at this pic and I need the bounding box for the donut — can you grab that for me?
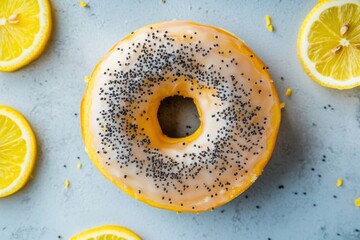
[81,21,281,212]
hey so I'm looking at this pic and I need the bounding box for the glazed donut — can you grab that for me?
[81,21,281,212]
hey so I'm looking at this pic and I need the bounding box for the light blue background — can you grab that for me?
[0,0,360,239]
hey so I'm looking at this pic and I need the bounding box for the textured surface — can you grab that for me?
[0,0,359,239]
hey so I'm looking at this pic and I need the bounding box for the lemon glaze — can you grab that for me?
[81,21,281,212]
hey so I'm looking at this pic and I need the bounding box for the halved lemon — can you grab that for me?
[0,0,52,72]
[298,0,360,89]
[70,225,142,240]
[0,105,37,198]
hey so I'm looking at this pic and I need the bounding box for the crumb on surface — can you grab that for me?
[355,197,360,207]
[80,1,87,7]
[65,180,70,188]
[265,15,271,25]
[267,24,274,32]
[337,178,343,187]
[77,163,82,169]
[285,88,292,97]
[280,102,286,109]
[84,76,90,83]
[265,15,274,32]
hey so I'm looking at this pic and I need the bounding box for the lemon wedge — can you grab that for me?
[0,0,52,72]
[298,0,360,89]
[70,225,142,240]
[0,105,37,198]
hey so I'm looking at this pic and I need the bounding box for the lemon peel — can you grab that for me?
[285,88,292,97]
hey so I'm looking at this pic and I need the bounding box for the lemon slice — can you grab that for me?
[0,105,37,198]
[298,0,360,89]
[0,0,52,72]
[70,225,142,240]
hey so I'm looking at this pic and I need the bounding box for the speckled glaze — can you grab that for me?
[1,1,360,239]
[82,21,281,212]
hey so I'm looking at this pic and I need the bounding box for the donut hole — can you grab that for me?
[157,96,200,138]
